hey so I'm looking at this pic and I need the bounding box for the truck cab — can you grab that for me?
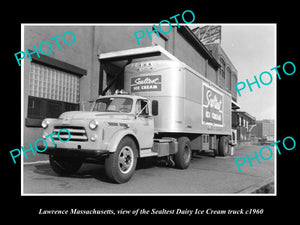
[40,90,158,183]
[90,92,155,149]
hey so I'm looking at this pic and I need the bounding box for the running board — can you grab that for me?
[139,149,158,158]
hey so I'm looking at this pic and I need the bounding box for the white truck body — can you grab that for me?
[124,59,232,135]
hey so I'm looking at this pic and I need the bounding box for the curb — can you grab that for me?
[23,160,49,166]
[237,177,275,194]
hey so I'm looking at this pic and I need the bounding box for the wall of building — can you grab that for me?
[96,26,152,53]
[204,43,238,101]
[174,31,206,76]
[173,29,218,83]
[254,120,275,139]
[232,111,256,142]
[24,26,97,162]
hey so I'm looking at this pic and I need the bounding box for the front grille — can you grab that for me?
[53,126,88,142]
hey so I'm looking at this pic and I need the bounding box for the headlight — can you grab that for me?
[89,120,98,130]
[41,119,49,129]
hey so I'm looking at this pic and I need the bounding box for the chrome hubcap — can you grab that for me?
[118,146,134,174]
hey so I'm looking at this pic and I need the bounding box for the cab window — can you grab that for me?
[136,99,149,116]
[92,97,133,113]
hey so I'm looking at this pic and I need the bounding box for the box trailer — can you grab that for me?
[125,59,232,135]
[39,46,234,183]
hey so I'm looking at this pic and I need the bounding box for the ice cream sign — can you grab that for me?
[202,83,224,127]
[131,75,162,92]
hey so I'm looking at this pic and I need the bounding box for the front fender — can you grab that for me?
[105,129,140,153]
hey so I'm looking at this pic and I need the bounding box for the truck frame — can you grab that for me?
[39,46,234,183]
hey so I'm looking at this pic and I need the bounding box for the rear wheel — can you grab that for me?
[49,154,83,176]
[218,136,230,156]
[105,137,138,183]
[174,137,192,169]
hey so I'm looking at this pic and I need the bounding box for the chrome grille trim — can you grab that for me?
[53,126,88,142]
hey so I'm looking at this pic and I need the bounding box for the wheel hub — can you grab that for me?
[118,147,134,174]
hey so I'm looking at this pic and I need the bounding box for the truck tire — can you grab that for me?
[174,137,192,169]
[213,137,219,156]
[105,136,138,184]
[49,154,83,176]
[218,136,230,157]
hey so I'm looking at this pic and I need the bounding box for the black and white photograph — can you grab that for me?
[20,24,276,195]
[4,5,298,220]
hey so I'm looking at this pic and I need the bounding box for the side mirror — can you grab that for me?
[152,100,158,116]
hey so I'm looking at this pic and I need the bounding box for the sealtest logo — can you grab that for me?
[202,83,224,127]
[130,75,162,92]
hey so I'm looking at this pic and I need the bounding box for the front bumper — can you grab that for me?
[37,146,109,158]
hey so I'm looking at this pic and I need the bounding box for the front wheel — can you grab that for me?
[105,137,138,184]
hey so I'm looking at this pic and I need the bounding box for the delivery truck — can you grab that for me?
[39,46,234,183]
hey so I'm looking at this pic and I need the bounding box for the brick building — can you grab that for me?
[202,43,238,102]
[232,111,256,142]
[252,120,275,140]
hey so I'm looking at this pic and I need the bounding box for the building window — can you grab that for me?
[231,72,238,100]
[220,58,225,79]
[232,72,237,88]
[29,63,79,103]
[226,66,231,90]
[26,63,80,126]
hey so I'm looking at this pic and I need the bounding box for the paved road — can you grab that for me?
[22,144,275,194]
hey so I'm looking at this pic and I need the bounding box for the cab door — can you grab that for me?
[133,99,154,149]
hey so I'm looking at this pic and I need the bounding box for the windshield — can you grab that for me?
[92,97,133,113]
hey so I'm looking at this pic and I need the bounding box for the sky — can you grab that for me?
[220,24,276,120]
[190,24,276,120]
